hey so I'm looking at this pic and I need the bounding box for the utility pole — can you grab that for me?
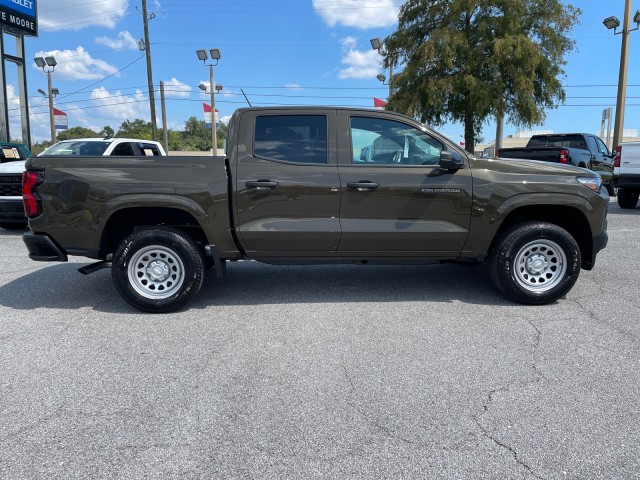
[160,81,168,153]
[613,0,632,151]
[142,0,158,141]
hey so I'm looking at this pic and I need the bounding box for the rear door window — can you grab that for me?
[140,143,162,156]
[111,143,136,156]
[254,115,327,164]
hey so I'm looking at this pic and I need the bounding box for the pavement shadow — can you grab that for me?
[0,261,507,313]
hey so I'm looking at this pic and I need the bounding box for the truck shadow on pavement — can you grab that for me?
[194,261,506,308]
[0,261,508,313]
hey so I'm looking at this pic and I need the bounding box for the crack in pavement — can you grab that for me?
[340,356,416,447]
[570,297,639,345]
[472,320,546,479]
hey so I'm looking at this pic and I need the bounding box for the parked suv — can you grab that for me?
[1,138,165,230]
[0,142,32,230]
[40,138,166,157]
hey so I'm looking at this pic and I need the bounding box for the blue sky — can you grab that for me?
[3,0,640,145]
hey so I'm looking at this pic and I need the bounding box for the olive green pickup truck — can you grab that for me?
[22,107,609,312]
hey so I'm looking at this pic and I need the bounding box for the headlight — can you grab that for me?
[576,176,602,193]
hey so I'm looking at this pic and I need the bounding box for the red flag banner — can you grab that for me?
[202,103,219,128]
[373,97,388,109]
[53,108,68,130]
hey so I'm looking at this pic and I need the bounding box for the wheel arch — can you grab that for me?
[100,206,207,258]
[488,204,593,268]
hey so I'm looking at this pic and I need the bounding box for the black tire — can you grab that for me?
[112,228,205,313]
[617,188,639,209]
[489,221,581,305]
[606,184,616,197]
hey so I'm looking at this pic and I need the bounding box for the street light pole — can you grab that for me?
[614,1,631,152]
[34,56,58,144]
[603,2,640,151]
[209,63,216,154]
[196,48,221,155]
[371,37,393,99]
[46,69,55,143]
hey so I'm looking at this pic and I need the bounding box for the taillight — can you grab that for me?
[22,171,44,218]
[614,145,622,168]
[559,149,569,164]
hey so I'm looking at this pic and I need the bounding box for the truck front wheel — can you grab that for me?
[489,222,581,305]
[112,228,205,313]
[617,188,639,209]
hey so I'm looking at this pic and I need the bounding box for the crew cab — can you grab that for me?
[497,133,615,195]
[22,107,609,312]
[613,142,640,209]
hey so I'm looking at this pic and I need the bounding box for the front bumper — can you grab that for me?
[613,174,640,189]
[23,232,68,262]
[0,199,26,224]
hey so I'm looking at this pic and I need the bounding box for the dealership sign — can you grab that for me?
[0,0,37,36]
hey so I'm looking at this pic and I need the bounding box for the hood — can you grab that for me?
[472,156,595,177]
[0,160,26,173]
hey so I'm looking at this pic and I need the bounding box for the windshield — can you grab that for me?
[40,141,109,156]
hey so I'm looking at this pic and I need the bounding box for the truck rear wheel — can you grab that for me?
[489,221,581,305]
[617,188,639,209]
[112,228,205,313]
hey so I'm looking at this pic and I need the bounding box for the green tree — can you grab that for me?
[56,126,99,141]
[100,125,115,138]
[116,119,153,139]
[180,116,226,151]
[384,0,580,153]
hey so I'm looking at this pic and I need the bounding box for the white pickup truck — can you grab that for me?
[613,142,640,209]
[0,138,166,229]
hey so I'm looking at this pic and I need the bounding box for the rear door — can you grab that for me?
[234,109,341,255]
[336,111,473,255]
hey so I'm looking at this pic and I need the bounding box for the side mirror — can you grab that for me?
[439,150,464,171]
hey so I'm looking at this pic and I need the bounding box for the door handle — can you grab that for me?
[347,181,379,192]
[245,180,279,191]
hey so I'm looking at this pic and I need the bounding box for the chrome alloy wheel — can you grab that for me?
[513,239,567,293]
[128,245,185,299]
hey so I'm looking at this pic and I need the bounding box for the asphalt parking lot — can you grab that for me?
[0,199,638,479]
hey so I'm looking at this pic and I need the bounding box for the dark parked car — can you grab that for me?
[497,133,615,195]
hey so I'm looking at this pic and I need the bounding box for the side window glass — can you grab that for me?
[586,136,598,153]
[111,143,135,156]
[254,115,327,164]
[350,116,443,165]
[140,143,160,156]
[595,138,610,155]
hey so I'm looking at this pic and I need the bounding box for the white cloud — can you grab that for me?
[39,0,129,31]
[95,31,140,51]
[285,84,303,90]
[90,87,149,123]
[5,85,31,142]
[162,78,192,98]
[34,47,119,81]
[337,37,381,80]
[312,0,398,29]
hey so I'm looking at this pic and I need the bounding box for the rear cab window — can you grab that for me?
[254,115,327,164]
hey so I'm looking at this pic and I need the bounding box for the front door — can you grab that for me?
[337,114,473,255]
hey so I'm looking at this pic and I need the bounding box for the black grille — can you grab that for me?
[0,175,21,196]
